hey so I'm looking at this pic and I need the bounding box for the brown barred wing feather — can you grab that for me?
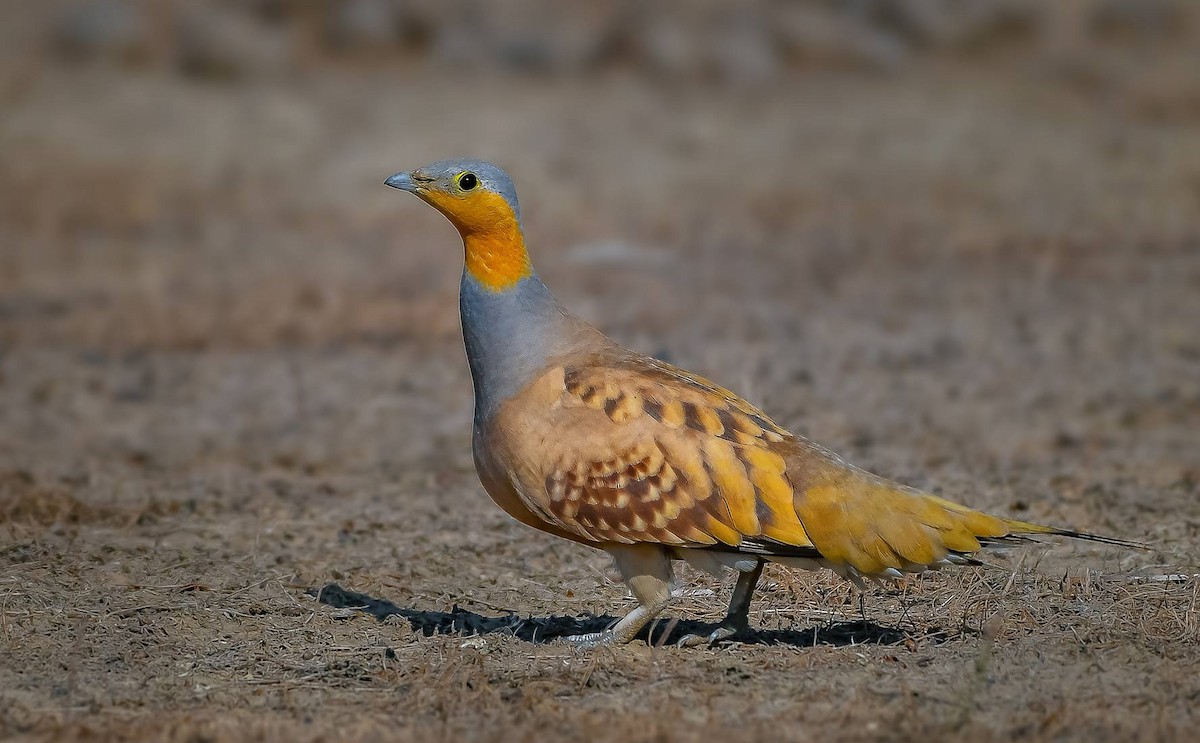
[489,356,819,552]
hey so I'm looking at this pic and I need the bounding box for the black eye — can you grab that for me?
[458,173,477,191]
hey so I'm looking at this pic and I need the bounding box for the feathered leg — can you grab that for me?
[563,544,675,648]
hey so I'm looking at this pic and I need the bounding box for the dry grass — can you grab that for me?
[2,509,1196,743]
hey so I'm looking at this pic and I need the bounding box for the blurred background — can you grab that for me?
[3,0,1198,349]
[2,0,1198,499]
[1,2,1199,740]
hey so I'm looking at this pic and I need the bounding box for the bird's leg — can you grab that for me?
[563,544,674,649]
[678,559,764,647]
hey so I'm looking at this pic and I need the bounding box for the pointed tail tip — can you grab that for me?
[1050,529,1151,551]
[1006,519,1150,551]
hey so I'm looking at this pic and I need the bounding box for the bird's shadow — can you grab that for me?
[308,583,934,648]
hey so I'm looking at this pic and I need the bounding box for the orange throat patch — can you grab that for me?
[462,226,532,292]
[419,188,532,292]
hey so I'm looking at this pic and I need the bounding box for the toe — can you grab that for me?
[705,626,738,645]
[677,625,738,648]
[562,630,615,649]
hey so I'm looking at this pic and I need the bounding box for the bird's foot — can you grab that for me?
[676,619,749,648]
[561,628,617,649]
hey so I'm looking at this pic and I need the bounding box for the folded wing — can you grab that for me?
[489,353,1132,578]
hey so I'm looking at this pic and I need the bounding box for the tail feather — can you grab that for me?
[996,520,1149,551]
[786,471,1146,578]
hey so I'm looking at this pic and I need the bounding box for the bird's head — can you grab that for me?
[386,159,531,291]
[386,158,522,236]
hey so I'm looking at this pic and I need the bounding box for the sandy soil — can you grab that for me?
[2,12,1199,742]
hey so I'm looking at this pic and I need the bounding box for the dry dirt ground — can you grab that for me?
[2,26,1200,743]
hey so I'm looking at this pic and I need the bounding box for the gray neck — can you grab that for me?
[460,272,594,423]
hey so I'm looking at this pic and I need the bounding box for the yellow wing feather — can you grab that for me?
[488,355,1088,577]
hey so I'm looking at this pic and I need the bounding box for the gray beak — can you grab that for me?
[384,171,417,192]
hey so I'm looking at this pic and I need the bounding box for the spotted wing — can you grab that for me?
[489,354,1083,579]
[490,356,819,550]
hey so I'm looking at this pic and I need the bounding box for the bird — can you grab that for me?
[384,158,1143,648]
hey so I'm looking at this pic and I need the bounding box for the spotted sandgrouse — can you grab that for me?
[384,159,1141,648]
